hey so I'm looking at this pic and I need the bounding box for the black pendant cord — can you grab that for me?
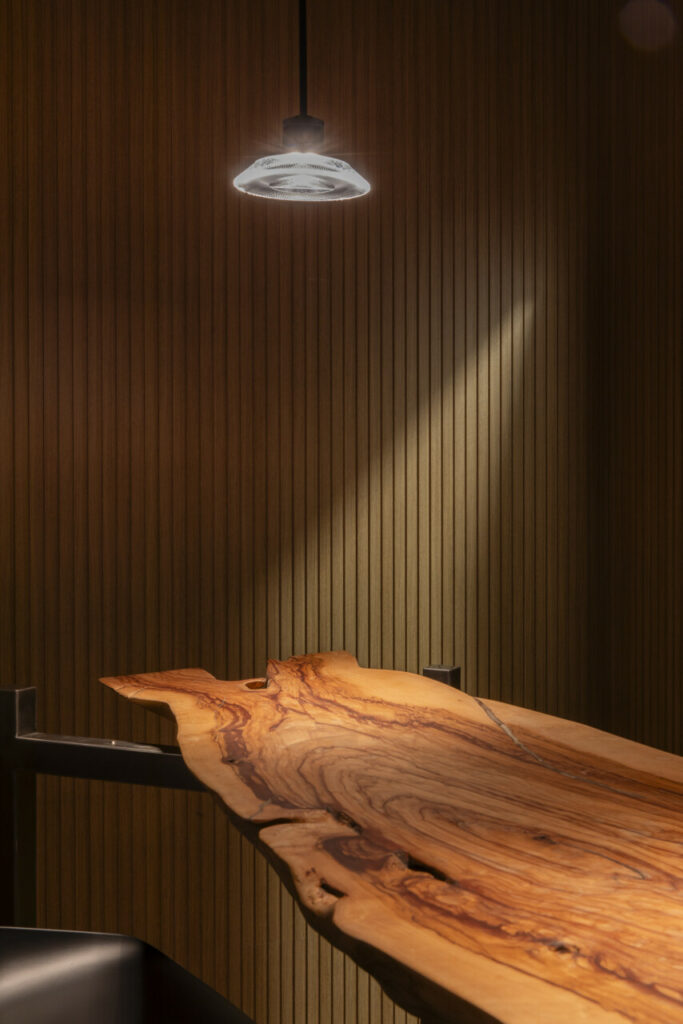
[299,0,307,115]
[282,0,322,147]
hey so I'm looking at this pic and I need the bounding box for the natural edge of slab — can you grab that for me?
[102,663,482,1020]
[101,653,683,1024]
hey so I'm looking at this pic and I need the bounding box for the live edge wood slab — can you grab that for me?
[102,653,683,1024]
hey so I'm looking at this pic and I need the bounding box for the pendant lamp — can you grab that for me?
[233,0,371,202]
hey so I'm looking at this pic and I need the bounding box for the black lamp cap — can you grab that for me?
[283,114,324,150]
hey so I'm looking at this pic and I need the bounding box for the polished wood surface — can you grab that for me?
[103,653,683,1024]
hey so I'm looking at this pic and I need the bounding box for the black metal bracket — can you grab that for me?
[422,665,462,689]
[0,687,204,928]
[0,688,203,790]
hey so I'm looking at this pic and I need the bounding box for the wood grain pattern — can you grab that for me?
[103,653,683,1024]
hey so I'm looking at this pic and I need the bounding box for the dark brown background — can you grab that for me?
[1,0,681,1021]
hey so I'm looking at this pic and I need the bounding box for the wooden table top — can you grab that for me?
[102,652,683,1024]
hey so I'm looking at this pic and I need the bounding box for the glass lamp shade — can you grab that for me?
[233,151,370,202]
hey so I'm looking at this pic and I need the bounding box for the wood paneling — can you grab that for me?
[3,0,677,1021]
[601,7,682,755]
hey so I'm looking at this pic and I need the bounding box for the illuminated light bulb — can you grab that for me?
[233,152,371,202]
[233,1,371,202]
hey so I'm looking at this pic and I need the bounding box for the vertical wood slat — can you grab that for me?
[601,13,682,753]
[2,1,679,1022]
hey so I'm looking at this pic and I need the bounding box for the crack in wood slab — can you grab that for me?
[473,696,683,807]
[102,652,683,1024]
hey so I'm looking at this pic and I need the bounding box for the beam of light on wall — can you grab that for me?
[374,298,536,514]
[244,253,540,673]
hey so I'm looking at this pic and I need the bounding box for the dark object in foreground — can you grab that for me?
[0,927,253,1024]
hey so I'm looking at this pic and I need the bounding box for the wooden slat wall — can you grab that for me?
[2,0,668,1021]
[602,6,682,755]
